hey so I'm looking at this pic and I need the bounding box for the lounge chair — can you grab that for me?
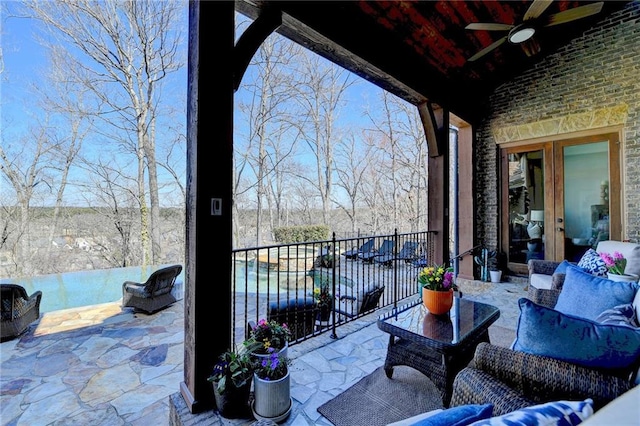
[247,297,317,342]
[373,241,419,267]
[358,239,396,263]
[122,264,182,314]
[1,284,42,341]
[335,283,385,318]
[342,238,375,259]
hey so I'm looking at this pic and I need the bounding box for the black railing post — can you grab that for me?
[330,232,338,339]
[393,229,399,309]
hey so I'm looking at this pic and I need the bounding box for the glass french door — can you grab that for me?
[502,133,620,274]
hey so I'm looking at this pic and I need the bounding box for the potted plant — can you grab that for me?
[251,348,293,421]
[313,283,333,321]
[600,251,638,282]
[245,318,292,358]
[418,264,456,315]
[207,347,254,418]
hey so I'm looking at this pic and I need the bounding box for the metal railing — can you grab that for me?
[231,230,436,346]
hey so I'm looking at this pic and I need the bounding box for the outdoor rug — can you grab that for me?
[317,365,444,426]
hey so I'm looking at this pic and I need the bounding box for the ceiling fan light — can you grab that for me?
[509,27,535,44]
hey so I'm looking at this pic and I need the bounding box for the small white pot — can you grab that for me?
[489,270,502,283]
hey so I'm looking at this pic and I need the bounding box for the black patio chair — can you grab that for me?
[247,297,317,342]
[122,264,182,314]
[1,284,42,341]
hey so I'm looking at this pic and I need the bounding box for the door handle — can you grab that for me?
[556,227,564,232]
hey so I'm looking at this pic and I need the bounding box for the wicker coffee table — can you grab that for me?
[377,297,500,407]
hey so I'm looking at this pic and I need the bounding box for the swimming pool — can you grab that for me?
[1,265,185,314]
[1,261,316,314]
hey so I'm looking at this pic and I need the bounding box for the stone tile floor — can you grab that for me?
[0,279,528,426]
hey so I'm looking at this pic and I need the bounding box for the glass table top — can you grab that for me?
[378,297,500,346]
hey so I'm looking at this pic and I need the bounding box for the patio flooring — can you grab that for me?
[0,278,527,426]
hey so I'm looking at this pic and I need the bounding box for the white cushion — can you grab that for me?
[596,240,640,277]
[529,273,552,290]
[580,386,640,425]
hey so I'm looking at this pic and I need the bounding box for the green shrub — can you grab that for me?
[273,225,330,243]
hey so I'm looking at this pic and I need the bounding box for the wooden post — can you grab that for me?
[181,1,234,413]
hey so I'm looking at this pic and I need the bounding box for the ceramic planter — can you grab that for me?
[422,288,453,315]
[252,371,292,421]
[607,272,639,283]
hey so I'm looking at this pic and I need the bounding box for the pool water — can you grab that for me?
[2,259,355,314]
[1,265,184,314]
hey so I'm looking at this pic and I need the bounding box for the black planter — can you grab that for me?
[212,379,252,419]
[317,304,332,321]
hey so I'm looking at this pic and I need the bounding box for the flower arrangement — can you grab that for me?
[600,251,627,275]
[245,319,292,354]
[207,347,254,394]
[253,349,292,381]
[313,284,333,308]
[418,264,456,292]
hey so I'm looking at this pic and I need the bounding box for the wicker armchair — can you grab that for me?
[450,342,634,416]
[527,259,565,308]
[122,264,182,314]
[1,284,43,341]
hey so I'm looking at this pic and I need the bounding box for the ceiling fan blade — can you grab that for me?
[544,2,604,27]
[467,36,508,62]
[523,0,553,21]
[466,22,514,31]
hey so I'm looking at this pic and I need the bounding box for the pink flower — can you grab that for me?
[600,251,627,275]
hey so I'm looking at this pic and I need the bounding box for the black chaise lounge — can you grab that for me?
[342,238,375,259]
[122,264,182,314]
[1,284,42,341]
[358,239,396,263]
[373,241,420,267]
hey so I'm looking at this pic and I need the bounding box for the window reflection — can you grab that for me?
[508,151,544,264]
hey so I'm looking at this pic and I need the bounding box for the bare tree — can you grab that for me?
[291,52,356,225]
[235,33,300,245]
[333,132,378,233]
[23,0,185,265]
[0,125,56,276]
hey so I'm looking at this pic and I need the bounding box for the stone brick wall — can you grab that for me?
[475,1,640,251]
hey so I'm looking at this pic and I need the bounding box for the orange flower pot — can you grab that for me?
[422,288,453,315]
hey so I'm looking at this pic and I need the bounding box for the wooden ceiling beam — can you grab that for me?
[233,5,282,91]
[418,102,447,158]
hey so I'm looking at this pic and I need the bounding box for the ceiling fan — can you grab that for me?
[465,0,604,62]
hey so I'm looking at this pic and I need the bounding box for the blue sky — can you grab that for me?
[1,3,390,207]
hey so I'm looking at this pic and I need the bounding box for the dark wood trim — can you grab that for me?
[233,6,282,90]
[427,110,450,265]
[457,124,475,280]
[182,1,235,413]
[418,102,446,158]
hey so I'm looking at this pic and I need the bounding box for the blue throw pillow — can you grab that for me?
[412,404,493,426]
[512,298,640,371]
[554,265,639,321]
[469,399,593,426]
[577,248,608,277]
[553,260,581,275]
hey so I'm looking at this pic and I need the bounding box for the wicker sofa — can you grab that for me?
[449,342,634,416]
[528,240,640,308]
